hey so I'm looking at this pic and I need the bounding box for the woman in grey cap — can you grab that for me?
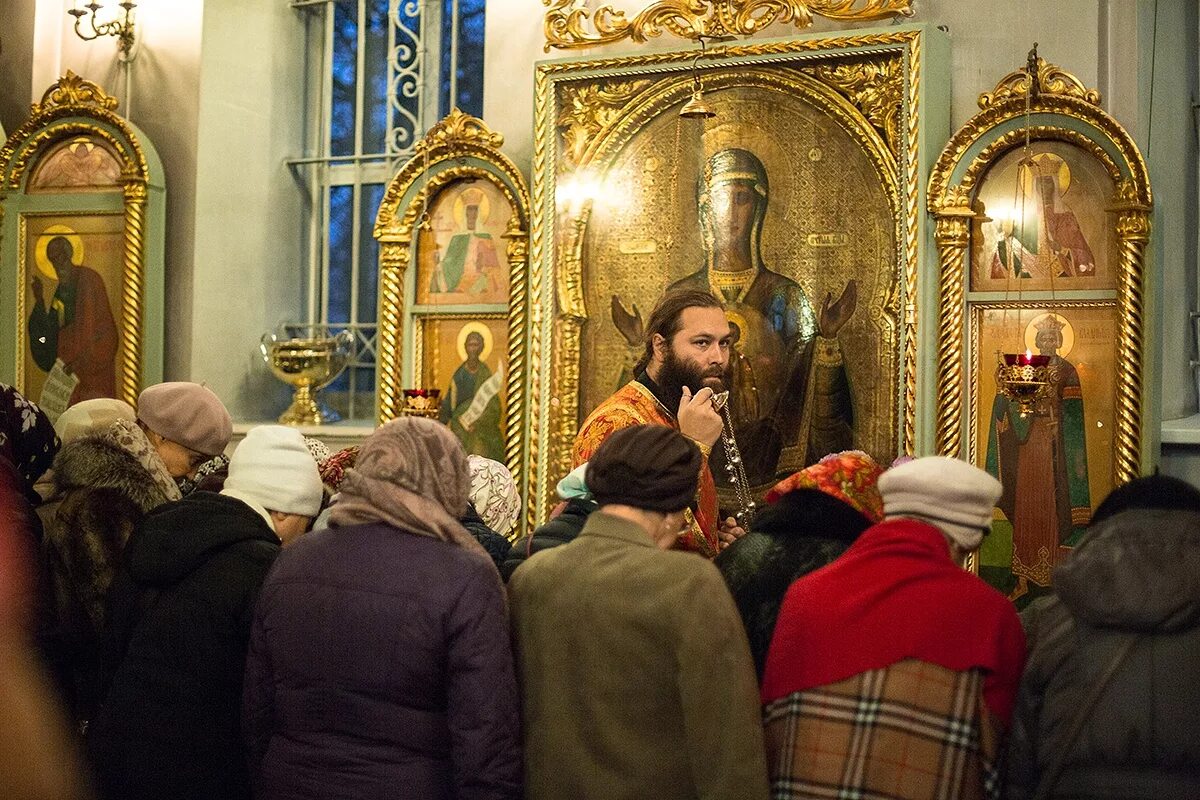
[136,381,232,481]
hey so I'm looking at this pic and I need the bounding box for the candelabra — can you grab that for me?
[68,2,138,61]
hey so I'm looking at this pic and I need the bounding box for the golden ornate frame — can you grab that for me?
[374,110,532,497]
[531,28,944,526]
[927,57,1153,485]
[0,72,152,407]
[542,0,913,50]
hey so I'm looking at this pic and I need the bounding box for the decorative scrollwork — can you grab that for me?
[558,80,653,168]
[807,57,904,154]
[32,70,120,114]
[542,0,913,50]
[978,56,1101,109]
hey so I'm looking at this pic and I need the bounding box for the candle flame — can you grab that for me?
[1024,348,1032,360]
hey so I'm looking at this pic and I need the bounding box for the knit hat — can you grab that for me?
[55,398,136,446]
[765,450,885,522]
[318,446,359,491]
[222,425,323,517]
[878,456,1002,551]
[586,425,701,513]
[137,382,232,457]
[468,455,521,536]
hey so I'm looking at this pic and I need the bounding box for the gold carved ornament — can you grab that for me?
[531,35,921,519]
[0,72,150,408]
[927,58,1152,483]
[372,110,532,508]
[542,0,913,51]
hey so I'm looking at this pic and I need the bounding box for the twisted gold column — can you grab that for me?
[120,179,147,407]
[502,221,529,540]
[1114,206,1150,484]
[376,239,409,423]
[932,204,972,459]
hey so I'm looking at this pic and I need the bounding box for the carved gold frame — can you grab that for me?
[927,57,1153,485]
[0,72,152,407]
[542,0,913,50]
[373,110,531,496]
[531,28,944,525]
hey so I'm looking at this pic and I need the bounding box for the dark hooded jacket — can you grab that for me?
[38,433,176,727]
[86,491,281,800]
[500,498,596,581]
[714,489,871,677]
[1006,508,1200,799]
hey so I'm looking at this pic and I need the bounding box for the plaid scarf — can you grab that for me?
[764,659,1001,800]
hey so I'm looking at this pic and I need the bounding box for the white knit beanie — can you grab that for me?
[878,456,1002,551]
[222,425,323,518]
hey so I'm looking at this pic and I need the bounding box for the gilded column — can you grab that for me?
[502,218,529,538]
[120,178,148,407]
[376,238,410,423]
[553,203,591,507]
[1113,182,1150,485]
[932,190,973,459]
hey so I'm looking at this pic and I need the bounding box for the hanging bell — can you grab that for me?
[679,87,716,119]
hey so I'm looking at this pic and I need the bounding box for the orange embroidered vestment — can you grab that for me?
[572,381,720,558]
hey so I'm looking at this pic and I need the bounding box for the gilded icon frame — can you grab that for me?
[527,26,950,525]
[374,110,531,494]
[928,58,1155,601]
[0,72,166,408]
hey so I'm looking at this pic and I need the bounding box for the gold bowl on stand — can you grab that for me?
[260,326,354,425]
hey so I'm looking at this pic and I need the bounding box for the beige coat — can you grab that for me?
[508,511,770,800]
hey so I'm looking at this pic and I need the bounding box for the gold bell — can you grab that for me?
[679,88,716,119]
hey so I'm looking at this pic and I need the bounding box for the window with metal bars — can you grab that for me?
[290,0,486,421]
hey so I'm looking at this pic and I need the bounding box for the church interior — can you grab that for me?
[1,0,1199,797]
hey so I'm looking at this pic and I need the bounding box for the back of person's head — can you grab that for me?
[878,456,1001,552]
[136,381,233,457]
[0,383,58,492]
[765,450,885,523]
[468,455,520,537]
[54,398,136,447]
[222,425,323,518]
[586,425,701,512]
[751,488,873,543]
[1091,473,1200,526]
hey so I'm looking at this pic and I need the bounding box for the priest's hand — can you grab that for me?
[678,386,723,448]
[718,517,746,550]
[818,279,857,338]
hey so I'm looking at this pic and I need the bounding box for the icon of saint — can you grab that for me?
[439,325,505,462]
[614,148,855,487]
[985,313,1091,601]
[27,232,118,403]
[429,187,503,296]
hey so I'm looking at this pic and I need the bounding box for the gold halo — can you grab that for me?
[35,224,84,280]
[456,321,494,362]
[452,186,491,231]
[725,309,749,345]
[1024,312,1075,358]
[1019,152,1071,198]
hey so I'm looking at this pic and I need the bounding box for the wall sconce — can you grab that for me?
[68,1,138,61]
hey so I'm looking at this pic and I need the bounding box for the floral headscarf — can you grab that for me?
[765,450,885,522]
[467,455,521,537]
[319,446,359,491]
[0,384,59,491]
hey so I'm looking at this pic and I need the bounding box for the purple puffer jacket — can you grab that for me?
[242,522,522,800]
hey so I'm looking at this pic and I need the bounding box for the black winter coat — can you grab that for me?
[500,498,596,581]
[714,488,871,677]
[87,492,281,800]
[1007,508,1200,799]
[38,433,176,728]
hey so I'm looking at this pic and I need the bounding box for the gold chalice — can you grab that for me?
[260,326,354,425]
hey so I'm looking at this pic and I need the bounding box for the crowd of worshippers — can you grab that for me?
[1,293,1198,800]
